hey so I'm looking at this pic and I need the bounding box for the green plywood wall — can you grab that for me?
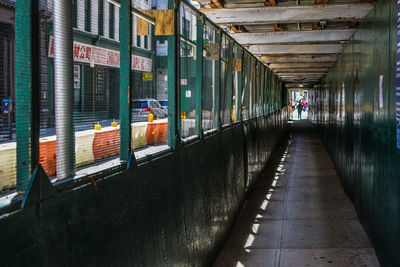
[309,1,400,266]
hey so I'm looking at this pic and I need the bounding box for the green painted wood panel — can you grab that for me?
[310,1,400,265]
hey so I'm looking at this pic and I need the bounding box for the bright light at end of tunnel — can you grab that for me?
[236,261,245,267]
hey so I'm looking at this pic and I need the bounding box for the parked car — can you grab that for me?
[132,98,167,122]
[159,100,168,113]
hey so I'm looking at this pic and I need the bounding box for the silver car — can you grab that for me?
[131,98,167,122]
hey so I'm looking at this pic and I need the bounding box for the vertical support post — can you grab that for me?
[120,0,132,161]
[256,62,260,117]
[214,30,221,130]
[264,66,268,115]
[46,22,54,126]
[195,16,203,138]
[30,0,40,172]
[168,0,180,149]
[227,39,233,125]
[54,0,75,179]
[237,47,243,122]
[268,69,272,114]
[81,65,85,112]
[15,0,36,191]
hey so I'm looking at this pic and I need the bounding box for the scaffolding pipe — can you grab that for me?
[53,0,75,179]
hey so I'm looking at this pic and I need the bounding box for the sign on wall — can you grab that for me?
[142,73,153,81]
[48,36,152,72]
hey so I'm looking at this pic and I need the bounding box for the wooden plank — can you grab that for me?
[278,73,325,77]
[210,0,224,8]
[315,0,329,4]
[312,22,322,30]
[281,78,321,82]
[137,17,150,36]
[142,10,175,36]
[249,44,343,55]
[273,68,329,73]
[285,83,313,87]
[231,29,355,44]
[273,24,284,31]
[264,0,277,6]
[279,77,322,79]
[231,25,247,33]
[269,62,334,68]
[200,4,374,25]
[279,75,323,78]
[259,54,338,63]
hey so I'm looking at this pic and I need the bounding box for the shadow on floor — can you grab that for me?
[213,120,379,267]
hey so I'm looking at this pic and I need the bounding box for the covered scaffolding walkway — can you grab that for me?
[0,0,399,267]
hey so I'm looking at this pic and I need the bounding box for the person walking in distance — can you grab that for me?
[297,101,303,119]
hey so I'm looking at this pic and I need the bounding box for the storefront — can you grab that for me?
[47,36,153,124]
[0,1,15,142]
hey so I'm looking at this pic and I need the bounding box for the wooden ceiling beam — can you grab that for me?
[249,44,343,55]
[231,29,355,45]
[273,68,329,73]
[259,54,338,63]
[269,62,334,68]
[200,4,374,25]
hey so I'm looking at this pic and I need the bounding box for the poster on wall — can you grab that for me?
[397,0,400,153]
[74,65,80,89]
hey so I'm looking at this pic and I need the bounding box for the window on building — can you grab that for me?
[85,0,91,32]
[144,35,148,49]
[109,2,115,39]
[137,35,141,47]
[73,0,77,28]
[98,0,104,36]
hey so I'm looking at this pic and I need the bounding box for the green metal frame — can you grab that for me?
[236,45,243,123]
[11,0,285,197]
[264,67,269,115]
[119,0,132,162]
[227,38,233,125]
[168,0,180,149]
[15,0,34,192]
[195,16,204,138]
[214,30,221,130]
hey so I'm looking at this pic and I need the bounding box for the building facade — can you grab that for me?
[46,0,156,125]
[0,0,14,141]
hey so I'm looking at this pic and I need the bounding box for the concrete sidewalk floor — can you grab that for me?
[213,121,380,267]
